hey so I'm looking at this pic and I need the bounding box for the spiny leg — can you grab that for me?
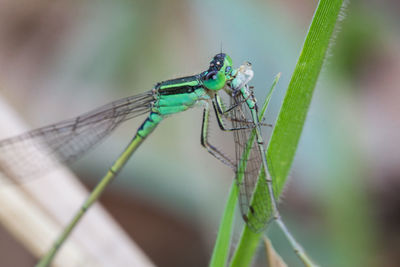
[200,105,235,169]
[200,97,262,170]
[214,94,273,128]
[212,98,252,132]
[201,93,271,170]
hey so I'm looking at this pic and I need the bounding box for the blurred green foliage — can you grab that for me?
[1,0,399,266]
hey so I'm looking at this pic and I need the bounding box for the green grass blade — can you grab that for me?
[230,1,345,266]
[209,182,238,267]
[209,74,280,267]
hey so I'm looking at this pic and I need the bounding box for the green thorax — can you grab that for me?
[153,53,233,116]
[153,74,210,116]
[137,53,234,137]
[152,53,234,116]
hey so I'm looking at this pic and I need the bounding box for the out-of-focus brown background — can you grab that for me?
[0,0,399,266]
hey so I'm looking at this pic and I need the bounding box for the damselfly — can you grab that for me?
[0,54,267,266]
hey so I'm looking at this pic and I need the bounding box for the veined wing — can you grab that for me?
[0,91,154,181]
[231,93,272,232]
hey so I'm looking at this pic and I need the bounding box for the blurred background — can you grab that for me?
[0,0,399,266]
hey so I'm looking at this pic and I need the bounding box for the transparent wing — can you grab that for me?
[0,91,154,181]
[231,94,271,232]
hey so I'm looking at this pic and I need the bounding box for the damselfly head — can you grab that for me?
[203,53,234,91]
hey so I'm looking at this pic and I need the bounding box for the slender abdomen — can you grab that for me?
[136,112,163,138]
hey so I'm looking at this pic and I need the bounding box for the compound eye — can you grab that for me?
[205,70,218,80]
[225,66,231,74]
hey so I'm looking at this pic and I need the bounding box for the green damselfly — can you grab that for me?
[0,53,268,266]
[0,53,313,266]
